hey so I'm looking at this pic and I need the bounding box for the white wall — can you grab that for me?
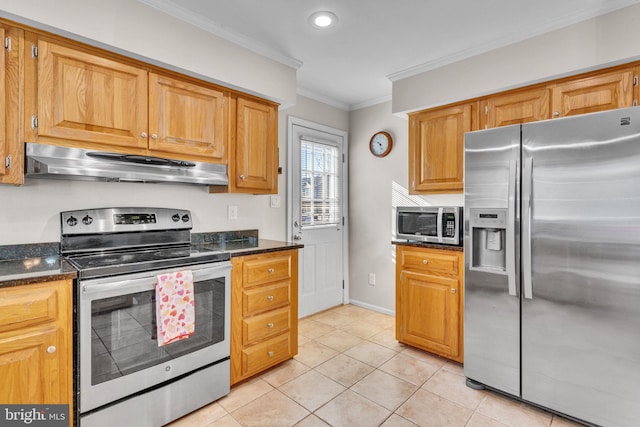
[0,0,296,105]
[392,2,640,113]
[348,102,462,314]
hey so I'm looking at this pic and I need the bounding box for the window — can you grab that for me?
[300,140,340,227]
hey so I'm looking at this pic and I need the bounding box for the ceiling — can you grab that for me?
[141,0,640,110]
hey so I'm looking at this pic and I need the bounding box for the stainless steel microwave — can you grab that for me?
[396,206,463,246]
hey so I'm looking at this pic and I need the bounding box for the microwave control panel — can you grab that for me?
[444,213,457,237]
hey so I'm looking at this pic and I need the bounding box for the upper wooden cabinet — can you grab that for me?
[480,87,550,129]
[228,95,278,194]
[25,36,228,163]
[25,37,149,152]
[408,102,472,194]
[149,73,227,162]
[0,279,73,420]
[0,24,23,185]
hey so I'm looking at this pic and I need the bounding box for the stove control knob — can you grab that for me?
[171,214,180,222]
[66,216,78,227]
[82,215,93,225]
[181,214,190,222]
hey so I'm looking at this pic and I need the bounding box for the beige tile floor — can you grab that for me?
[167,304,584,427]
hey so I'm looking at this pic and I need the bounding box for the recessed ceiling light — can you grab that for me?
[308,11,338,29]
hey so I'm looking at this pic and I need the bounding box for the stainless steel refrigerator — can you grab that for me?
[464,107,640,427]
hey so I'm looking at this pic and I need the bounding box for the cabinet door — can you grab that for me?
[0,280,71,408]
[0,25,23,185]
[480,87,549,129]
[30,38,148,151]
[551,68,635,118]
[398,270,460,360]
[409,103,471,194]
[148,73,227,162]
[232,96,278,194]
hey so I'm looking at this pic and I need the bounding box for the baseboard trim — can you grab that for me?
[348,299,395,317]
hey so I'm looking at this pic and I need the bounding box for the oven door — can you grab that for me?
[79,261,231,413]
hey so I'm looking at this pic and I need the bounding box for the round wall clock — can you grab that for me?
[369,131,393,157]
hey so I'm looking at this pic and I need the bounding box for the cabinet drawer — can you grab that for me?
[243,281,290,316]
[241,333,291,376]
[0,286,59,333]
[243,255,292,288]
[399,248,459,277]
[243,307,290,344]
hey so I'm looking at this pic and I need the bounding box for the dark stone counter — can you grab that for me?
[392,239,463,252]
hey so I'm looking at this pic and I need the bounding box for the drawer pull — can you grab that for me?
[268,351,274,357]
[267,322,274,328]
[47,346,56,354]
[423,259,429,264]
[268,268,274,273]
[451,288,457,294]
[267,295,274,301]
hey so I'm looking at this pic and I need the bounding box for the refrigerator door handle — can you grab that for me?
[523,157,533,299]
[506,159,517,297]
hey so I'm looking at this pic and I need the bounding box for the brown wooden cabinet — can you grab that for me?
[0,279,73,423]
[230,249,298,384]
[227,95,278,194]
[408,102,473,194]
[25,36,229,163]
[395,245,463,363]
[480,86,550,129]
[550,67,636,118]
[0,24,23,185]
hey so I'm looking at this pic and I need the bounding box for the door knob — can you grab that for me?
[293,235,302,241]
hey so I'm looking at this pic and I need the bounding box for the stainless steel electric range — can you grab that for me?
[61,207,231,427]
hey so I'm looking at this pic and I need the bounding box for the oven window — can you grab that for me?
[398,212,438,236]
[90,277,225,385]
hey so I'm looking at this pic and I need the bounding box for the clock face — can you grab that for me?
[370,132,392,157]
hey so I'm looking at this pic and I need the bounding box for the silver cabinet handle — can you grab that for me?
[451,288,457,294]
[151,133,158,140]
[267,351,274,357]
[553,111,560,117]
[141,132,148,138]
[522,157,534,300]
[506,159,518,297]
[422,259,429,264]
[47,346,56,354]
[267,323,274,328]
[268,268,274,273]
[239,175,246,180]
[267,295,274,301]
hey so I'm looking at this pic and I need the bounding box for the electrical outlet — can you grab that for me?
[228,205,238,220]
[270,195,281,208]
[368,273,376,286]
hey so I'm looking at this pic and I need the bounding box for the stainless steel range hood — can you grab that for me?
[25,143,229,186]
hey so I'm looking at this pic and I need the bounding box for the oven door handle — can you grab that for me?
[81,262,232,296]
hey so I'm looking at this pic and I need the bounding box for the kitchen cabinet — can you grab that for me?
[480,86,550,129]
[0,24,23,185]
[408,102,474,194]
[230,249,298,384]
[550,66,636,118]
[24,35,228,163]
[224,95,279,194]
[395,245,463,363]
[0,279,73,422]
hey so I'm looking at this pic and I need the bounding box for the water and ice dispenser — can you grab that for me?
[469,208,508,273]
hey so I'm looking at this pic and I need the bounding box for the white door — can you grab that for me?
[288,117,348,317]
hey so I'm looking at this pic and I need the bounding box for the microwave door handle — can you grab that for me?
[437,207,444,242]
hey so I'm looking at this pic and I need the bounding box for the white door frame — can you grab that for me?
[287,116,350,309]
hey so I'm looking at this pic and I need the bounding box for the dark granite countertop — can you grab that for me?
[392,239,464,252]
[0,256,77,288]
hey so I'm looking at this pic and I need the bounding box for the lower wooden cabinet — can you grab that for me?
[230,249,298,384]
[395,245,464,363]
[0,279,73,423]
